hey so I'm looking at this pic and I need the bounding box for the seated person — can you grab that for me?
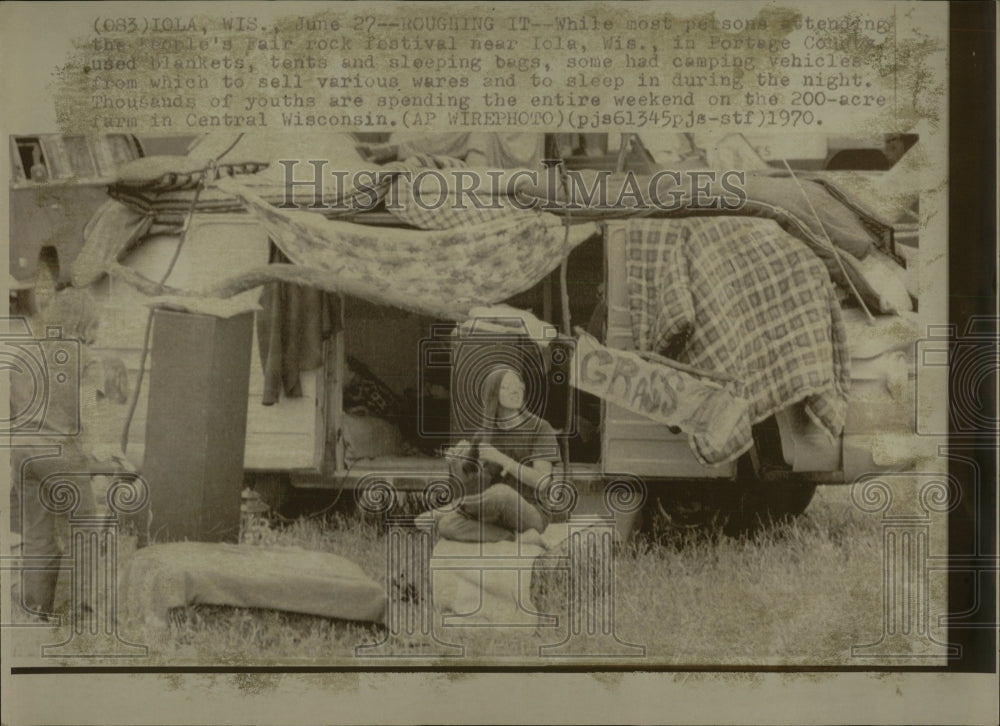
[418,366,560,545]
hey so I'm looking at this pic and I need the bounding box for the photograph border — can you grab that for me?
[1,2,996,723]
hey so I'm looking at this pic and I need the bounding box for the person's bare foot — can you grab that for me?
[519,529,548,549]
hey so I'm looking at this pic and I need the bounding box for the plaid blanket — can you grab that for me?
[387,156,518,230]
[626,217,850,464]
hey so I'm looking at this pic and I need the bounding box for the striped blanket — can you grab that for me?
[626,216,850,464]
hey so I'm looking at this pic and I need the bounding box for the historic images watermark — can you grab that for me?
[1,465,150,657]
[850,471,960,660]
[352,314,646,658]
[3,320,83,438]
[3,316,149,656]
[277,160,748,213]
[419,315,575,440]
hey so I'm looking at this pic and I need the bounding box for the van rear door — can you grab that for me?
[601,221,737,479]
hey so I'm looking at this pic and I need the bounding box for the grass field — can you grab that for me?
[9,481,949,667]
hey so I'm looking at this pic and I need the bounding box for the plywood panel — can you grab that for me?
[142,310,253,543]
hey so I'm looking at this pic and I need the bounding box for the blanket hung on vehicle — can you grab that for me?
[624,216,851,464]
[72,178,597,321]
[206,176,598,320]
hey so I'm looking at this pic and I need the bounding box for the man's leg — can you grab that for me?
[14,450,96,615]
[18,475,61,615]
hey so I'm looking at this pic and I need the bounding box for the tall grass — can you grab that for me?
[613,497,885,665]
[15,485,937,666]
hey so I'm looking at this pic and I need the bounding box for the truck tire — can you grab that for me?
[649,477,816,538]
[650,481,734,532]
[647,416,817,538]
[723,417,817,535]
[723,477,817,536]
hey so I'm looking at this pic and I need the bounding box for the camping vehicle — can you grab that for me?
[72,132,922,534]
[9,134,145,303]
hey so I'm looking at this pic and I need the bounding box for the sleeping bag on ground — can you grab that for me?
[122,542,386,626]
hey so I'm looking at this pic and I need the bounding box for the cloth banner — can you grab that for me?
[570,331,751,464]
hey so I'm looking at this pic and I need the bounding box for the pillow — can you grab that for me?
[841,248,913,315]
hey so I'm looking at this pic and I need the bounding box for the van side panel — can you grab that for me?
[601,222,737,479]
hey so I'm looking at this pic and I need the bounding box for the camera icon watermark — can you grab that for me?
[851,470,962,660]
[3,457,149,658]
[2,317,82,437]
[915,316,998,436]
[418,314,577,440]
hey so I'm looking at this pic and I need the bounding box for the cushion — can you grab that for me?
[122,542,386,626]
[841,248,913,315]
[430,524,570,626]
